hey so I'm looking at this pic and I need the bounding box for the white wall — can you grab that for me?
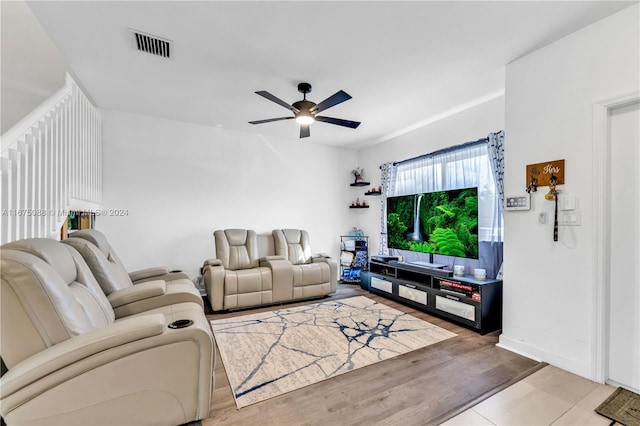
[98,110,357,277]
[356,95,505,255]
[499,4,640,379]
[0,0,68,134]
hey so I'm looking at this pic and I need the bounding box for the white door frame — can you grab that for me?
[591,90,640,383]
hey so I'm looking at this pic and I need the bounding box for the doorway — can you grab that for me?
[606,100,639,392]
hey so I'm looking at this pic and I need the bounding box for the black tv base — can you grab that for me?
[409,260,447,269]
[388,260,453,278]
[361,259,502,334]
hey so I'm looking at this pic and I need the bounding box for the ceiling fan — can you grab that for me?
[249,82,361,138]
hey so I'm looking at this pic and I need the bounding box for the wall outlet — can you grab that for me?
[559,210,582,225]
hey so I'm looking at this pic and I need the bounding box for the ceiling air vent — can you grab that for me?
[129,29,172,59]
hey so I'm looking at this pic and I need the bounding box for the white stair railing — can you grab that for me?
[0,73,102,244]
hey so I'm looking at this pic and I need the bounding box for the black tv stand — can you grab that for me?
[362,259,502,334]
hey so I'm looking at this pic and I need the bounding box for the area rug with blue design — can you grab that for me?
[210,295,456,408]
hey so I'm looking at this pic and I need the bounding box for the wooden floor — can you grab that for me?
[202,285,543,426]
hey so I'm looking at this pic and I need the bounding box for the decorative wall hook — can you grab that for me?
[546,174,559,242]
[526,159,565,188]
[526,176,538,193]
[545,173,558,201]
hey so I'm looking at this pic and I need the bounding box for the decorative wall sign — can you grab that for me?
[526,159,565,188]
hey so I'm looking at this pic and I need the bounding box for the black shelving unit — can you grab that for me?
[339,235,368,284]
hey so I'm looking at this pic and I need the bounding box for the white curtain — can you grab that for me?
[383,135,504,278]
[487,130,505,243]
[378,162,396,255]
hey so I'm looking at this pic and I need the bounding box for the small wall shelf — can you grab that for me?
[350,182,370,187]
[365,190,381,196]
[349,205,369,209]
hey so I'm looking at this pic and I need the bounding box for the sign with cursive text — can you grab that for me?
[526,159,565,187]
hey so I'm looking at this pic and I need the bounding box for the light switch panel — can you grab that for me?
[559,211,582,225]
[505,194,531,211]
[559,194,576,211]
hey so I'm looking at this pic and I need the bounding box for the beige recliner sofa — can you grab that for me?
[68,229,191,285]
[203,229,337,312]
[64,230,204,317]
[0,239,214,425]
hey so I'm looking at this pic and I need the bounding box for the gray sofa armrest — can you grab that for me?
[129,267,169,282]
[202,262,226,311]
[107,280,167,308]
[260,257,294,303]
[201,258,222,276]
[311,253,331,259]
[260,255,286,262]
[107,280,204,317]
[312,256,338,292]
[202,258,222,267]
[129,267,191,284]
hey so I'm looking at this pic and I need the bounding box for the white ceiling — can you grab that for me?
[26,1,635,149]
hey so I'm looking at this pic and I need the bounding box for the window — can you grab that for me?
[383,135,504,278]
[391,141,502,244]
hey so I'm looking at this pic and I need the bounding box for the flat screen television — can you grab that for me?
[386,187,479,259]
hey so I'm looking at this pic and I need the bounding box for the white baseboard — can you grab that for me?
[498,334,593,381]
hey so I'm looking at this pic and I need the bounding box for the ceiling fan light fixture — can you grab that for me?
[250,83,361,139]
[295,114,315,125]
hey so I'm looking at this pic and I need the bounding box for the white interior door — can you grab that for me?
[608,100,640,392]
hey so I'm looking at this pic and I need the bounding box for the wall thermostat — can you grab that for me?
[505,194,530,211]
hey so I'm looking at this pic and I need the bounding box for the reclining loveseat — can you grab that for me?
[68,229,192,285]
[202,229,337,311]
[0,238,214,425]
[64,229,204,317]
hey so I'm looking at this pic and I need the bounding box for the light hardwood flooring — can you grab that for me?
[202,285,619,425]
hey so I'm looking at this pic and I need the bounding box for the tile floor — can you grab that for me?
[443,365,619,426]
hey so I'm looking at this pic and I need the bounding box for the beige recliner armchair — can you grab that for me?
[204,229,293,311]
[0,239,214,425]
[64,233,204,317]
[68,229,191,285]
[273,229,338,298]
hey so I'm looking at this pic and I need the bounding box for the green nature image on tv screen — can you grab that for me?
[386,187,479,259]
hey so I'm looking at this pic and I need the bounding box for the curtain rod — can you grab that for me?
[389,137,488,167]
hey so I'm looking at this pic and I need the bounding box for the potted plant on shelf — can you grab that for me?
[352,167,364,183]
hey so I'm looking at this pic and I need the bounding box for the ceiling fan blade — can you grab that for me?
[249,117,294,125]
[315,116,361,129]
[255,91,300,113]
[300,124,310,138]
[310,90,352,113]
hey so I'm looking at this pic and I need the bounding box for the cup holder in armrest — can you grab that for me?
[169,269,183,273]
[168,319,194,329]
